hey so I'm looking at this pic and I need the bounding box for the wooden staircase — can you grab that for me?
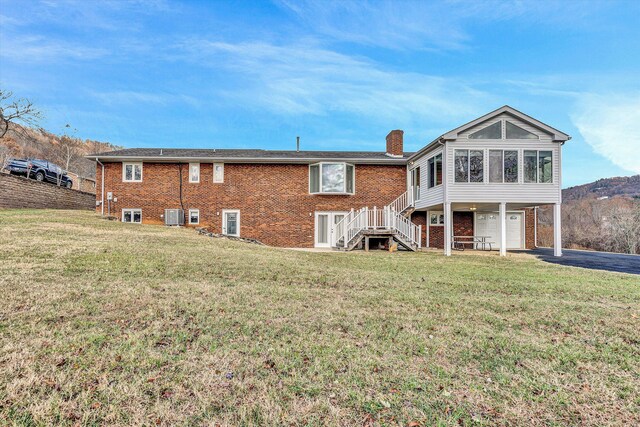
[332,190,421,252]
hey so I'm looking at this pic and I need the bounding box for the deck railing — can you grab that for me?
[333,203,421,250]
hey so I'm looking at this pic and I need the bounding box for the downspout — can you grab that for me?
[178,163,185,222]
[97,158,105,216]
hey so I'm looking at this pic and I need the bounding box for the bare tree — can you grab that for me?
[0,89,43,139]
[606,200,640,254]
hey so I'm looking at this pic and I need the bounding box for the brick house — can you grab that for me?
[89,106,569,256]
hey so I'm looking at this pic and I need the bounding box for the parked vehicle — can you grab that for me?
[6,158,74,188]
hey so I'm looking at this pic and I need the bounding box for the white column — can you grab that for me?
[553,203,562,256]
[426,211,430,248]
[499,202,507,256]
[444,202,452,256]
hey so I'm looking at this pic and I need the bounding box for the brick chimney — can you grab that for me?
[386,130,404,157]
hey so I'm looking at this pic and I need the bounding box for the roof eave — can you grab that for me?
[442,105,571,142]
[84,155,409,165]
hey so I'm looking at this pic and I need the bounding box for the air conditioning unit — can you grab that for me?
[164,209,185,226]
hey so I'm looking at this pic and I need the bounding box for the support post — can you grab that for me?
[499,202,507,256]
[365,235,370,252]
[444,202,452,256]
[553,203,562,257]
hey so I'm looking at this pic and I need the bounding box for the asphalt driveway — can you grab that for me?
[516,248,640,275]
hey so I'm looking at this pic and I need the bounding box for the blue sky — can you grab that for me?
[1,0,639,187]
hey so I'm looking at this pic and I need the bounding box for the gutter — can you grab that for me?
[97,159,105,216]
[85,155,409,165]
[406,136,446,162]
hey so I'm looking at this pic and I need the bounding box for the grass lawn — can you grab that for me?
[0,209,638,426]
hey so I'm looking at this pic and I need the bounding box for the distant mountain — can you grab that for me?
[563,175,640,202]
[0,123,122,179]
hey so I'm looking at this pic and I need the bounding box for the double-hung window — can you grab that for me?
[189,163,200,183]
[123,162,143,182]
[454,150,484,183]
[309,162,355,194]
[489,150,519,183]
[427,153,442,188]
[213,163,224,183]
[524,150,553,183]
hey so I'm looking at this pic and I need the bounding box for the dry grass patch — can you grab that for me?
[0,209,639,426]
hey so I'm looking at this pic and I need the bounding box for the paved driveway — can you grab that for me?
[515,248,640,275]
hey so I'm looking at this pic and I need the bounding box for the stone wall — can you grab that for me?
[0,173,95,210]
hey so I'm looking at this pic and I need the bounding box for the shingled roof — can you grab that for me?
[88,148,413,164]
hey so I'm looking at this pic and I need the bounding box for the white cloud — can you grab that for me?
[0,35,108,62]
[274,0,604,51]
[172,39,493,125]
[572,94,640,174]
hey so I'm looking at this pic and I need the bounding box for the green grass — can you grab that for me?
[0,209,638,426]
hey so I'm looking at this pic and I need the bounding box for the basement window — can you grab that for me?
[309,162,355,194]
[189,209,200,224]
[122,209,142,223]
[123,162,143,182]
[429,211,444,226]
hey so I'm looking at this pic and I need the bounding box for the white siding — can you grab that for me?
[411,146,445,209]
[458,113,553,141]
[446,114,561,204]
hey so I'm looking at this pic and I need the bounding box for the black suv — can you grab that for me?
[6,158,74,188]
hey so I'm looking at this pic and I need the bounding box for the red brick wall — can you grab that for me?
[423,209,536,250]
[423,211,474,249]
[524,207,535,249]
[96,162,406,247]
[410,211,427,246]
[386,130,403,156]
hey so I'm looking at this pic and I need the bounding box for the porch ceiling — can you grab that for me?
[413,202,546,212]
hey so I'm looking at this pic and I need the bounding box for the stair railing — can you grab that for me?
[333,205,421,249]
[388,188,415,214]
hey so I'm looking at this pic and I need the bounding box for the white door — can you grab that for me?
[475,212,523,249]
[222,210,240,236]
[506,213,523,249]
[315,212,346,248]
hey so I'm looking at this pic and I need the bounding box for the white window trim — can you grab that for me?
[309,162,355,195]
[122,162,143,182]
[428,211,445,226]
[468,120,503,140]
[213,163,224,183]
[188,209,200,224]
[505,120,539,140]
[427,152,443,189]
[488,149,520,184]
[523,150,553,184]
[122,208,142,223]
[454,149,485,184]
[222,209,240,237]
[410,166,421,201]
[189,163,200,183]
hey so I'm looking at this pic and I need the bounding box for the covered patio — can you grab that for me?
[416,201,562,257]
